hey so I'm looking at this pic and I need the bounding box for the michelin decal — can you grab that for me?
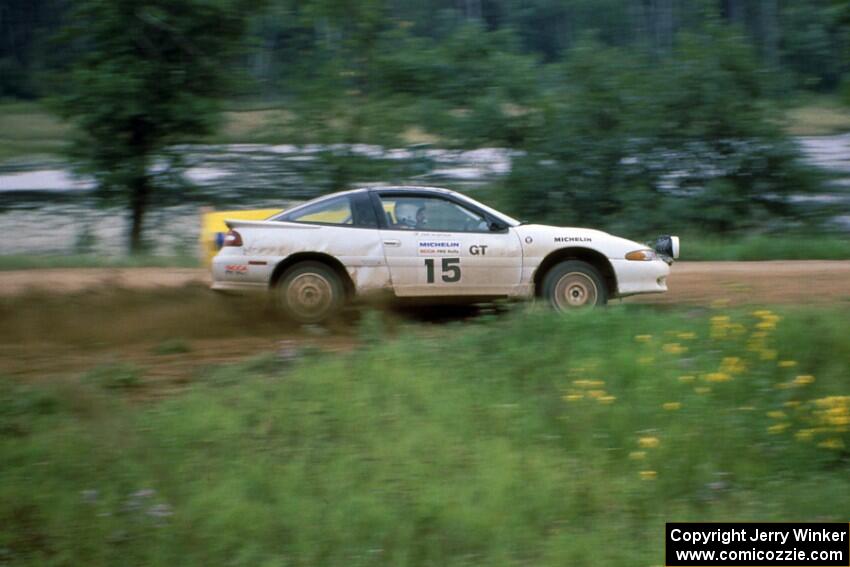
[418,240,461,256]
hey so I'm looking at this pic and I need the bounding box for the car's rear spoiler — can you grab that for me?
[199,207,281,266]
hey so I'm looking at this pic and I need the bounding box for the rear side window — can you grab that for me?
[283,195,353,225]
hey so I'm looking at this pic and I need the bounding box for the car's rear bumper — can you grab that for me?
[611,258,671,297]
[210,252,275,293]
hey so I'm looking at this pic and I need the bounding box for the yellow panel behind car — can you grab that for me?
[200,208,282,266]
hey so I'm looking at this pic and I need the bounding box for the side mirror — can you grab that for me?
[489,220,508,232]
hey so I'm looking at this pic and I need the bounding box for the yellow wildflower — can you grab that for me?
[817,438,845,450]
[638,436,660,449]
[828,414,849,427]
[662,343,687,355]
[563,393,583,402]
[572,380,593,387]
[677,332,697,340]
[795,429,815,442]
[705,372,732,383]
[598,395,617,404]
[760,349,778,360]
[778,360,797,368]
[639,470,657,480]
[587,390,606,399]
[663,402,682,411]
[728,323,746,335]
[634,334,652,343]
[767,423,789,434]
[629,451,646,460]
[767,411,787,420]
[720,357,746,374]
[793,375,815,386]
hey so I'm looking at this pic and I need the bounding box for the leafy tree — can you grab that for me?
[53,0,256,251]
[505,28,817,235]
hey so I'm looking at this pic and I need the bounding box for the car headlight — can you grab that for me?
[625,249,658,261]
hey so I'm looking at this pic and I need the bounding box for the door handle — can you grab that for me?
[383,239,401,247]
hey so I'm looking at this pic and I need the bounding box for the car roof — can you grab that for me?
[363,185,454,195]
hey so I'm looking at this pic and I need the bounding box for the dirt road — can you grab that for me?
[1,261,847,388]
[1,261,848,304]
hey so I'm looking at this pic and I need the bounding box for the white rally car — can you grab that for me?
[211,186,678,322]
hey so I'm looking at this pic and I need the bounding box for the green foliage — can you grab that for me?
[52,0,257,251]
[780,1,850,90]
[152,339,191,356]
[505,28,819,234]
[1,306,850,565]
[681,234,850,261]
[82,362,142,390]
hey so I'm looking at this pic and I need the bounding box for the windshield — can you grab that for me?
[453,193,521,227]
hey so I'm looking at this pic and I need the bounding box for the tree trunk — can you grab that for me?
[761,0,779,69]
[653,0,673,55]
[723,0,745,25]
[129,174,151,254]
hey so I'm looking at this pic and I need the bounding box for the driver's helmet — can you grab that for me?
[394,201,420,228]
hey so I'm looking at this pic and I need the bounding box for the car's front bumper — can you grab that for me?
[610,258,671,297]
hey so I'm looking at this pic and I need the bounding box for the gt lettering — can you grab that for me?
[424,258,462,283]
[469,245,488,256]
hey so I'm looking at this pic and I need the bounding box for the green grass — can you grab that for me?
[681,234,850,261]
[783,94,850,136]
[0,101,70,160]
[2,306,849,565]
[0,254,200,271]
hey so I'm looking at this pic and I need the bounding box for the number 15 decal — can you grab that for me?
[424,258,461,283]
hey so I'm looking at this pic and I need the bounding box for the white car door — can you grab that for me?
[375,192,523,296]
[265,191,390,292]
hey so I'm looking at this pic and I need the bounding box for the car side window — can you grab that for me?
[282,195,353,226]
[379,195,489,232]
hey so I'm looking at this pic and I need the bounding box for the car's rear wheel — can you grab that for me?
[276,261,345,324]
[542,260,607,311]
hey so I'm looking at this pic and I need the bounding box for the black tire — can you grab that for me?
[276,261,345,324]
[541,260,608,311]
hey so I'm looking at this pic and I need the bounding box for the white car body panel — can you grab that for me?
[210,187,674,300]
[379,228,524,296]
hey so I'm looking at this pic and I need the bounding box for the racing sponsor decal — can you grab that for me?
[225,264,248,275]
[555,236,592,243]
[418,240,461,256]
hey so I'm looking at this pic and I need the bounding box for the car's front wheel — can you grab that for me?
[276,261,345,324]
[542,260,608,311]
